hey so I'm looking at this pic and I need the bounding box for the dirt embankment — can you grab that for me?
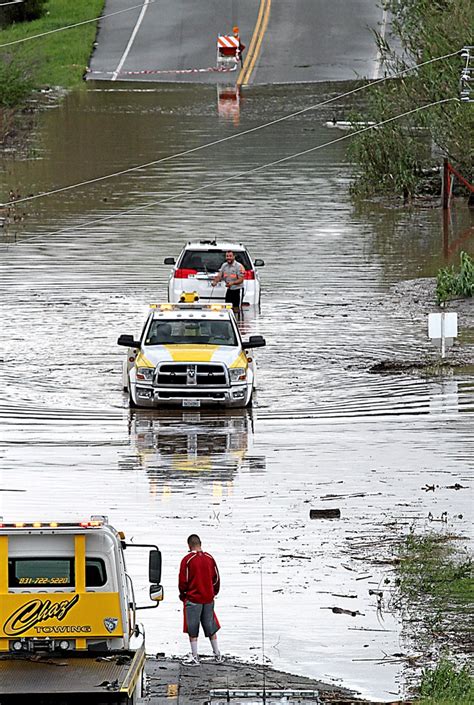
[370,278,474,374]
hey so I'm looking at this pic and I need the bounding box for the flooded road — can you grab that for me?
[1,83,473,700]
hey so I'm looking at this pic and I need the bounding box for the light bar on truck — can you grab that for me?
[149,303,233,312]
[0,519,105,529]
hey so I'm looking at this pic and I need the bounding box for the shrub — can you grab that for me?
[0,57,32,108]
[22,0,47,22]
[436,251,474,304]
[0,0,46,27]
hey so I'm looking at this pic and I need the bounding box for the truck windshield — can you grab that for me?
[8,558,107,588]
[145,319,237,346]
[180,250,252,272]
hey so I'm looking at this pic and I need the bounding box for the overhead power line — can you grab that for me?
[6,97,457,248]
[1,49,462,209]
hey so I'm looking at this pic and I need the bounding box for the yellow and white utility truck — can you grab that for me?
[0,516,163,703]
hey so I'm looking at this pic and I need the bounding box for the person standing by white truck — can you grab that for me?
[211,250,245,309]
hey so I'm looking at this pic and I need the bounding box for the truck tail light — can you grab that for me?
[243,270,255,280]
[174,268,197,279]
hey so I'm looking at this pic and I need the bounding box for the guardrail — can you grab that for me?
[442,157,474,209]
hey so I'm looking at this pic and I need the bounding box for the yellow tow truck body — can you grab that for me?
[0,517,163,703]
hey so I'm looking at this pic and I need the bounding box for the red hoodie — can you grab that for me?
[179,550,220,604]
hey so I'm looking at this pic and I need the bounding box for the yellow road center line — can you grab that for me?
[244,0,271,85]
[237,0,265,86]
[237,0,271,87]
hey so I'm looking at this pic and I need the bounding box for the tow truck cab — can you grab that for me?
[0,517,163,703]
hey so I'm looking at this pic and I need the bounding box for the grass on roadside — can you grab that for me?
[397,531,473,700]
[418,659,474,705]
[399,532,472,604]
[0,0,104,89]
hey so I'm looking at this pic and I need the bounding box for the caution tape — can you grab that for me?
[87,65,237,76]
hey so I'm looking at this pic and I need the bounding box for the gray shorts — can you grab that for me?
[185,600,220,638]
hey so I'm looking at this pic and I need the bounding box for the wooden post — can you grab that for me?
[442,158,451,210]
[442,208,450,259]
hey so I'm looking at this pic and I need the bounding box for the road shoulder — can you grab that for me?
[143,655,368,704]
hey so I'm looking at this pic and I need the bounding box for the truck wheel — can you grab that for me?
[129,390,138,408]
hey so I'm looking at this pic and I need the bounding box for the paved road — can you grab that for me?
[88,0,387,84]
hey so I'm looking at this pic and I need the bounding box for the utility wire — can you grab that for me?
[1,49,461,209]
[0,0,156,49]
[5,97,457,248]
[0,1,24,6]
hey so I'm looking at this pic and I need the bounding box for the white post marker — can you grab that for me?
[428,311,458,359]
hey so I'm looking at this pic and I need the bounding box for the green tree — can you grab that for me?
[349,0,474,198]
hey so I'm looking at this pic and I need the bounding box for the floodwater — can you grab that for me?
[0,83,473,701]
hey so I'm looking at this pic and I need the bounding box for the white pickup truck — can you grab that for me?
[0,516,163,703]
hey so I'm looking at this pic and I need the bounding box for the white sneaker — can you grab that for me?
[182,654,200,666]
[214,653,224,663]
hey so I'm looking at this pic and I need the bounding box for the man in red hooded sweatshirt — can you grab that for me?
[179,534,221,665]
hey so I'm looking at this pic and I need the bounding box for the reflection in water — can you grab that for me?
[429,380,459,415]
[217,84,241,126]
[122,409,265,495]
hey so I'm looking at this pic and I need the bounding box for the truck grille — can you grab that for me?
[157,390,226,400]
[156,363,228,387]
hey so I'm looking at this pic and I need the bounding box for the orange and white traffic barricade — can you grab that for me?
[217,35,240,68]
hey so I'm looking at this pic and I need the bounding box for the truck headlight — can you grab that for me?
[136,367,154,381]
[229,367,247,383]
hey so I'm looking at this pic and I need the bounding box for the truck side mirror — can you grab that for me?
[254,259,265,267]
[242,335,266,348]
[118,334,141,348]
[150,584,164,602]
[149,549,162,584]
[164,257,176,265]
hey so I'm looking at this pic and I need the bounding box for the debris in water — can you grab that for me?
[321,607,365,617]
[310,508,341,519]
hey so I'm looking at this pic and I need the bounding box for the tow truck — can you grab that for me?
[118,303,266,409]
[0,516,163,703]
